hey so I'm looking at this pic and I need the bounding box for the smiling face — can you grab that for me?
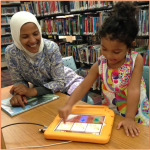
[101,37,129,68]
[20,22,41,53]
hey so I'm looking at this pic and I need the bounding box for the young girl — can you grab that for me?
[59,2,149,137]
[5,11,86,107]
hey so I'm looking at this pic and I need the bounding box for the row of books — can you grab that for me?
[21,2,35,15]
[70,1,112,12]
[1,6,20,15]
[39,12,109,36]
[21,1,148,18]
[76,67,101,90]
[58,43,149,66]
[135,39,149,48]
[1,16,11,24]
[142,50,149,66]
[137,9,149,36]
[21,1,69,16]
[1,27,11,35]
[21,1,112,16]
[135,46,149,66]
[1,3,148,37]
[39,11,148,37]
[55,41,101,64]
[1,46,6,54]
[52,36,149,64]
[1,36,13,44]
[138,50,149,66]
[76,44,101,64]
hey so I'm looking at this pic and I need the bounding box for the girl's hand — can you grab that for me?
[10,94,27,107]
[10,84,37,97]
[59,104,72,123]
[117,117,140,137]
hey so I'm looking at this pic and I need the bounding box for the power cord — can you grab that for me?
[10,141,72,149]
[1,122,73,149]
[1,122,47,129]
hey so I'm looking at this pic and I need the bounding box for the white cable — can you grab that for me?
[10,141,72,149]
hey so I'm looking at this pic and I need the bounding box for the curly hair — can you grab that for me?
[98,2,139,49]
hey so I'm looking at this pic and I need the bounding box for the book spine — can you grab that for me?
[24,2,29,12]
[37,1,40,16]
[43,1,47,15]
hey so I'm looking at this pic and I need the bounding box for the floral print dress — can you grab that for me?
[98,51,149,126]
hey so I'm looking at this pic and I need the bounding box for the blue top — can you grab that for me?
[5,39,84,94]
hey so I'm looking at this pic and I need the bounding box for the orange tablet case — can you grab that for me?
[44,105,115,144]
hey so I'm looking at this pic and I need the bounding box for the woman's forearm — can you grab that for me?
[28,87,53,97]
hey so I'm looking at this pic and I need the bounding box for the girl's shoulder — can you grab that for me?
[98,55,106,65]
[97,55,107,69]
[131,51,139,56]
[98,55,105,60]
[130,51,139,62]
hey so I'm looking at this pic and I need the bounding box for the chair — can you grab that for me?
[143,66,149,99]
[62,56,90,103]
[62,56,77,71]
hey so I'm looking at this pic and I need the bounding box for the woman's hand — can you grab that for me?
[59,104,72,123]
[117,117,140,137]
[10,94,27,107]
[10,84,37,97]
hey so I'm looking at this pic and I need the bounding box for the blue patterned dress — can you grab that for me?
[5,39,84,95]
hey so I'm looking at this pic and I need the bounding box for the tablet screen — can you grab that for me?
[54,114,106,135]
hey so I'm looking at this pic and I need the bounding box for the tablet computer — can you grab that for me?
[44,105,115,144]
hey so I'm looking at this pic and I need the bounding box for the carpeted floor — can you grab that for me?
[1,68,14,88]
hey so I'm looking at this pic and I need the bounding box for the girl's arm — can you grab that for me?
[117,53,143,137]
[126,53,143,119]
[59,62,99,122]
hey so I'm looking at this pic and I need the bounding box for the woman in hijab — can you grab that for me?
[5,11,86,107]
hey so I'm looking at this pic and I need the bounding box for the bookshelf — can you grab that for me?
[1,2,21,68]
[1,1,149,89]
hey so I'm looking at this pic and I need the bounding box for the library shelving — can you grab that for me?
[1,2,21,68]
[1,1,149,90]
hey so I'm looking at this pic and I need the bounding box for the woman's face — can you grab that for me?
[20,22,41,53]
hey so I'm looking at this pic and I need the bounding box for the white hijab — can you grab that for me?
[10,11,44,62]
